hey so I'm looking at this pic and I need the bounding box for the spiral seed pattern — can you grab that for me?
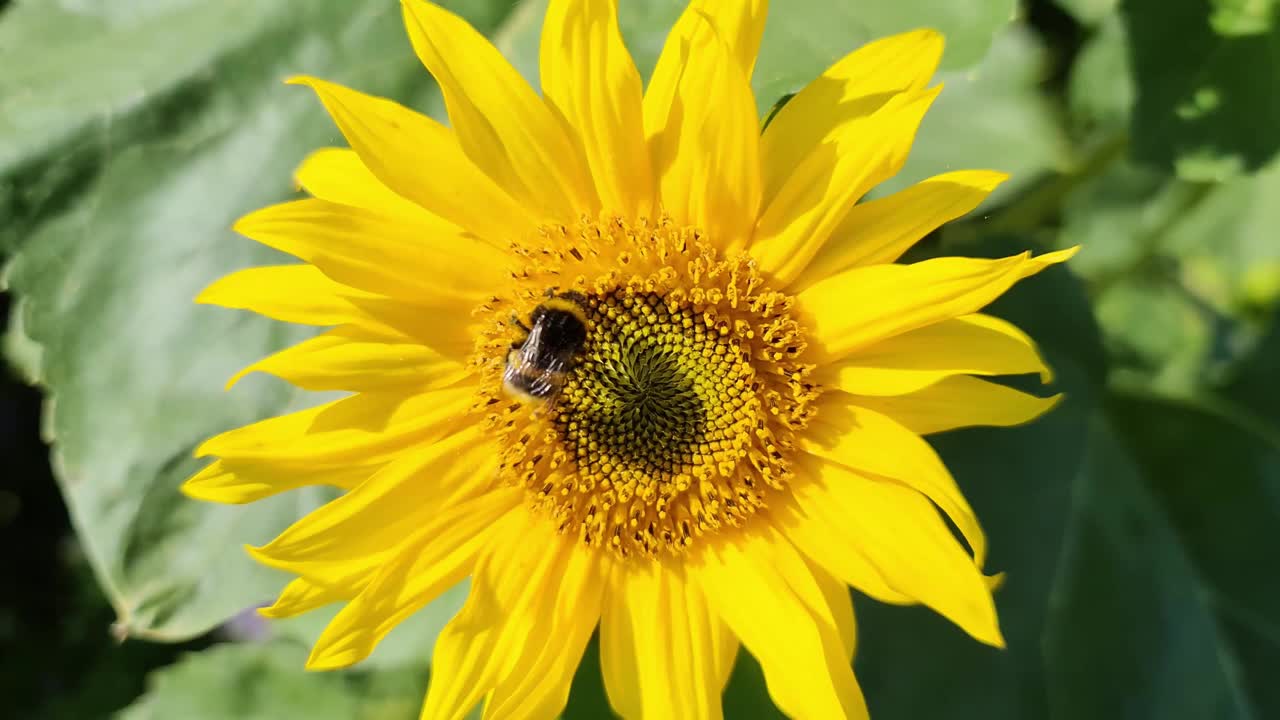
[472,216,819,559]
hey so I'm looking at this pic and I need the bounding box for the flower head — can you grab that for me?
[185,1,1074,717]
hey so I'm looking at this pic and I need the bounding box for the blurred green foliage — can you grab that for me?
[1,0,1278,718]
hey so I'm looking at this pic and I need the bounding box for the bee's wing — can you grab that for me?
[529,353,571,396]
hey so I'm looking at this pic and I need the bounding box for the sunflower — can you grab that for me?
[184,0,1074,717]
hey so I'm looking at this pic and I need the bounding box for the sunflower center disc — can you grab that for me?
[558,293,754,492]
[474,217,820,559]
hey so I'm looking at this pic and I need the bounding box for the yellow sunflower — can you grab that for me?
[184,0,1074,717]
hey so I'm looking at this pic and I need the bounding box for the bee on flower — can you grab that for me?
[184,0,1073,717]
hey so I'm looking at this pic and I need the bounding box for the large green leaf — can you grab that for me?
[1122,0,1280,179]
[1,0,511,643]
[117,642,431,720]
[1107,393,1280,642]
[1044,409,1280,719]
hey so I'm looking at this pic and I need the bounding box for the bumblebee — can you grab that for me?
[503,292,589,403]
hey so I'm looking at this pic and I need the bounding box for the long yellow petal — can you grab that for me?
[401,0,597,221]
[306,487,523,670]
[196,264,376,328]
[197,385,475,465]
[801,401,988,567]
[234,199,507,305]
[286,76,534,244]
[249,426,494,568]
[794,455,1004,647]
[752,87,940,286]
[820,313,1050,397]
[793,170,1009,288]
[800,247,1079,360]
[422,510,582,720]
[772,485,913,606]
[692,526,868,719]
[181,457,373,505]
[809,560,857,661]
[598,561,727,720]
[846,375,1063,436]
[293,147,433,221]
[760,29,943,202]
[259,577,347,620]
[644,0,767,129]
[482,541,605,719]
[225,324,470,393]
[599,563,642,719]
[645,11,761,251]
[541,0,652,219]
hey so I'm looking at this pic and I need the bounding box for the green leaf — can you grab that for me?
[1,0,514,643]
[1209,0,1278,36]
[872,25,1071,209]
[1122,0,1280,179]
[1068,13,1135,133]
[1053,391,1280,718]
[1222,316,1280,429]
[1044,414,1267,719]
[117,642,430,720]
[1054,0,1120,25]
[1106,393,1280,639]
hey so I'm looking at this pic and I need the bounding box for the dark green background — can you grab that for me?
[2,0,1278,717]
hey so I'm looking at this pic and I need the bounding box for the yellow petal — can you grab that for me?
[801,401,988,567]
[846,375,1063,436]
[794,454,1004,647]
[793,170,1010,288]
[692,526,868,719]
[293,147,433,221]
[286,76,534,244]
[259,577,347,620]
[800,247,1079,360]
[644,0,767,130]
[196,264,376,328]
[249,425,494,569]
[234,199,507,305]
[306,487,522,670]
[760,29,943,202]
[197,385,474,465]
[482,541,606,719]
[753,87,940,286]
[773,486,913,606]
[401,0,597,221]
[644,11,762,251]
[540,0,653,219]
[599,570,642,718]
[181,457,372,505]
[809,561,857,661]
[819,313,1051,397]
[423,510,586,720]
[599,561,728,720]
[225,324,471,393]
